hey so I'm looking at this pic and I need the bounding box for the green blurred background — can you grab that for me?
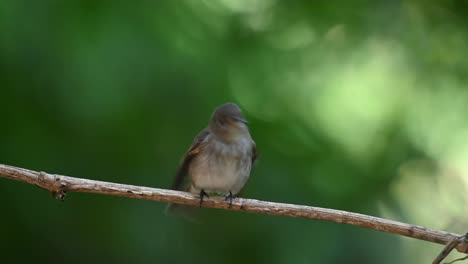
[1,0,468,263]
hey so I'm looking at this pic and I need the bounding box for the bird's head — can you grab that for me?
[209,102,249,142]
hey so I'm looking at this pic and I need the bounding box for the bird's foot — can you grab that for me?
[224,191,236,208]
[199,189,209,208]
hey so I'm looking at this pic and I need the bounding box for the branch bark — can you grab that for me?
[1,163,467,258]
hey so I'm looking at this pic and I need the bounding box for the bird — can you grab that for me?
[168,102,257,211]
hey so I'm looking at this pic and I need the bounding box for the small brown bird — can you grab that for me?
[169,102,257,209]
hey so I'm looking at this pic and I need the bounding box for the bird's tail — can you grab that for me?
[165,203,200,223]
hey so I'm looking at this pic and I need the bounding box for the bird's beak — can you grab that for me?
[233,116,248,124]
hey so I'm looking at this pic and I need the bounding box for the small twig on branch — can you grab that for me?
[433,234,468,264]
[0,163,467,260]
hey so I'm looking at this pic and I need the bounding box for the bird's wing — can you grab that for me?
[234,139,258,197]
[251,140,258,166]
[171,128,210,191]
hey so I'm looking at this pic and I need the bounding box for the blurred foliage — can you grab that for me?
[1,0,468,263]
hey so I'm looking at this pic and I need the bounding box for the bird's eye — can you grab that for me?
[217,119,225,127]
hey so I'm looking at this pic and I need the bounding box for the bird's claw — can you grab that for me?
[224,191,236,208]
[199,189,209,208]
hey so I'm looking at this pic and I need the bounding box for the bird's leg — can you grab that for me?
[224,191,236,208]
[199,189,209,208]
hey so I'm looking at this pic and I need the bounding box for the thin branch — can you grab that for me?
[433,234,468,264]
[1,163,467,257]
